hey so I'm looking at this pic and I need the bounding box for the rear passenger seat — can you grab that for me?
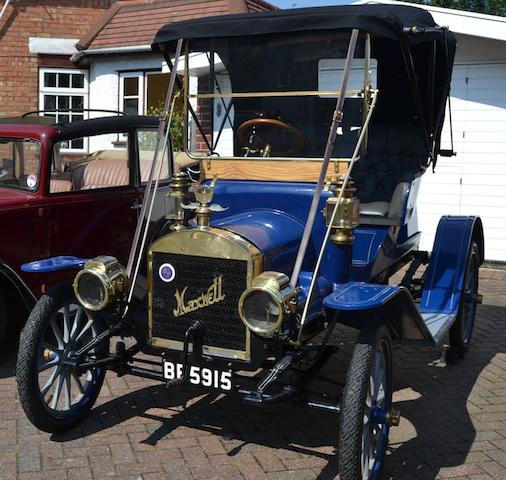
[80,157,129,190]
[49,149,193,194]
[50,179,73,193]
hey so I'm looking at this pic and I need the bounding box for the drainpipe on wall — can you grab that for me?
[0,0,11,22]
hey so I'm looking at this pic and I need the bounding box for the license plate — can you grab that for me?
[162,361,232,391]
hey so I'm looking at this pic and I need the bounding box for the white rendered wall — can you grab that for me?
[87,54,165,152]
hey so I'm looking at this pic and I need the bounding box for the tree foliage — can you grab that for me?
[402,0,506,16]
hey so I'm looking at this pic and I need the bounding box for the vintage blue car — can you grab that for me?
[16,5,483,479]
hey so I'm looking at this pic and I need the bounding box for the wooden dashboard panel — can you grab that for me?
[199,158,349,182]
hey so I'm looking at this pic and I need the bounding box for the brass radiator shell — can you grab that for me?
[148,227,262,360]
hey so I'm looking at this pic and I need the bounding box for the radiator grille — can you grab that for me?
[151,252,248,353]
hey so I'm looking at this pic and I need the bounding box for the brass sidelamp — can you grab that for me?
[323,176,360,245]
[164,172,192,231]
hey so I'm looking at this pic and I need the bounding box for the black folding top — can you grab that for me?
[152,4,454,49]
[55,115,158,140]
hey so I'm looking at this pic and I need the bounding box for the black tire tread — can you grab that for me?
[448,242,479,360]
[16,283,106,433]
[0,290,6,346]
[338,324,391,480]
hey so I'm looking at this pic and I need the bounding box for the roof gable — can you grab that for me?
[77,0,277,51]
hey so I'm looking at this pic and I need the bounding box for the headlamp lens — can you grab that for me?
[76,272,107,311]
[240,289,280,335]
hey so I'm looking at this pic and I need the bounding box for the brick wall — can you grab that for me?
[195,75,212,153]
[0,1,112,117]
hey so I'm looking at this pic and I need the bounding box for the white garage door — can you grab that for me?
[418,63,506,261]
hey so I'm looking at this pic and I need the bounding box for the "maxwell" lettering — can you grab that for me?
[173,275,225,317]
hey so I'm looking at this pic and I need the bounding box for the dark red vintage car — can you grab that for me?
[0,115,174,344]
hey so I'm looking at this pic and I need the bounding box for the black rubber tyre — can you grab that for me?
[16,283,108,433]
[338,323,393,480]
[0,290,6,346]
[448,241,480,361]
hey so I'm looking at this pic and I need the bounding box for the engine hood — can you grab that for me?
[213,209,304,275]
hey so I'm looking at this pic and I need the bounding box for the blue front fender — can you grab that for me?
[21,256,88,273]
[323,282,431,341]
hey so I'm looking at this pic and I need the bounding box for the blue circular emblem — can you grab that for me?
[159,263,175,283]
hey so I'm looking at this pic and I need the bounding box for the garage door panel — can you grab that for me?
[467,64,506,79]
[462,164,506,175]
[457,121,506,132]
[459,173,506,186]
[461,184,506,197]
[463,100,506,111]
[419,62,506,261]
[462,131,506,143]
[463,143,506,153]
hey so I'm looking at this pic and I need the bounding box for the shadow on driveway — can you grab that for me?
[19,302,501,479]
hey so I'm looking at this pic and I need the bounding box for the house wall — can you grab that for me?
[454,34,505,63]
[87,53,165,151]
[88,53,165,114]
[0,1,112,117]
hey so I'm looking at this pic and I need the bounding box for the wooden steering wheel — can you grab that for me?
[237,117,305,156]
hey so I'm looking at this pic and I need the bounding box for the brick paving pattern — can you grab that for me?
[1,269,506,479]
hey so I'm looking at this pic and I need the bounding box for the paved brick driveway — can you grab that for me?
[1,270,506,480]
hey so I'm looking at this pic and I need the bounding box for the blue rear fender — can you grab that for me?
[419,216,484,315]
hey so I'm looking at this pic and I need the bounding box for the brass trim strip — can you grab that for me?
[189,88,378,99]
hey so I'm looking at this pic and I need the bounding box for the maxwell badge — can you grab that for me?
[159,263,176,283]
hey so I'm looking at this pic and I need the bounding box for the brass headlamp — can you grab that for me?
[323,176,360,245]
[238,271,297,337]
[73,256,128,311]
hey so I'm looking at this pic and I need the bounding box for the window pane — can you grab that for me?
[44,95,56,111]
[71,138,83,149]
[54,133,129,189]
[138,129,169,182]
[71,96,84,110]
[58,114,70,124]
[0,139,41,192]
[58,96,69,110]
[72,114,84,123]
[147,73,169,112]
[124,77,138,96]
[71,74,84,89]
[58,73,70,88]
[44,72,57,87]
[123,98,138,115]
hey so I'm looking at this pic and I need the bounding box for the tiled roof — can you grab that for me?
[77,0,277,51]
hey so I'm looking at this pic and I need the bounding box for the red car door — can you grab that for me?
[45,131,140,269]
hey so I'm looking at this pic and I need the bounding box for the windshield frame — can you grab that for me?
[0,137,42,193]
[180,32,377,164]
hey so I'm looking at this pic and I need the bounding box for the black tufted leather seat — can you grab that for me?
[352,125,428,224]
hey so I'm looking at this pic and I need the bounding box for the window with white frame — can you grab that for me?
[39,68,89,151]
[119,71,171,115]
[119,72,144,115]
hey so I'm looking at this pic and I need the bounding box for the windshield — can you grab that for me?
[183,31,376,160]
[0,138,41,191]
